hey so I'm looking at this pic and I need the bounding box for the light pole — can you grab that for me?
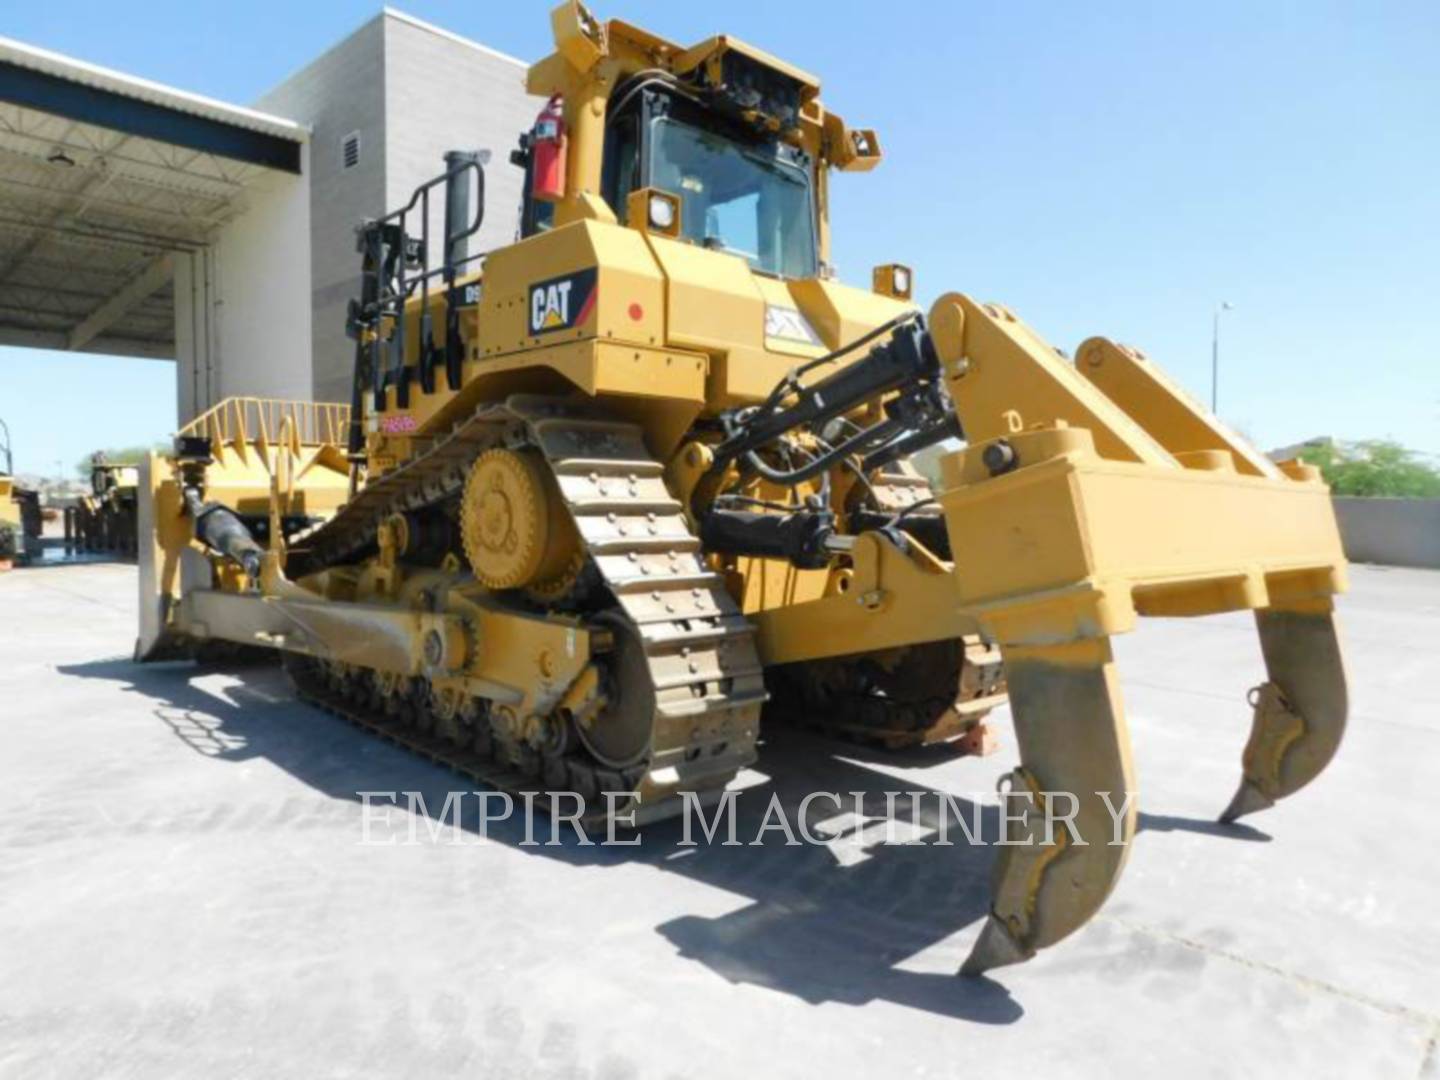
[1211,301,1233,413]
[0,415,11,475]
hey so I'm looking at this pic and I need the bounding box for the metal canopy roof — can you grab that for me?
[0,35,306,360]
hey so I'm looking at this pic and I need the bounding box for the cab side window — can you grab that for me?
[602,114,641,223]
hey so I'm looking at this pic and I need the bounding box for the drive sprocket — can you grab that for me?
[460,447,581,594]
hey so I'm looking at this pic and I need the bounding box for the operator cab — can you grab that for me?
[516,46,821,281]
[601,78,818,279]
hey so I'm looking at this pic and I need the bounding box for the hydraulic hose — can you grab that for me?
[708,319,938,481]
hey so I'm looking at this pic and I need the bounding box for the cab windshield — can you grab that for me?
[648,117,817,280]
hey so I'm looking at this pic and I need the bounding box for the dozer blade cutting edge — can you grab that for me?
[923,293,1349,974]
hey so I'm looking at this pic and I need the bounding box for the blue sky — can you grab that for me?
[1,0,1436,476]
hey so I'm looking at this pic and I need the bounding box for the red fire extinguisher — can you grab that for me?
[531,94,567,203]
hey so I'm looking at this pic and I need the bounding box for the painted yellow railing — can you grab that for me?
[179,398,350,449]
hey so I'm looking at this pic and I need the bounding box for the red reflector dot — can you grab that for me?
[628,302,644,321]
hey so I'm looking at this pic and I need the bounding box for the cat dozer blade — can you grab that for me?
[925,295,1349,974]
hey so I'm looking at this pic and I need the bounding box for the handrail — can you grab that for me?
[179,398,350,449]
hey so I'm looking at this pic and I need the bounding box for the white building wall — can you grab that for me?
[382,13,538,267]
[214,161,312,404]
[175,11,540,420]
[173,156,312,421]
[257,16,388,407]
[173,248,214,421]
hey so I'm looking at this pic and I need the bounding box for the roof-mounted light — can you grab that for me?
[873,263,913,301]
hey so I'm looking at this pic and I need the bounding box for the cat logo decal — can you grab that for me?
[528,268,598,335]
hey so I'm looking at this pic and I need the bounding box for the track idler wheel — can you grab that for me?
[1221,604,1348,822]
[961,637,1136,976]
[575,614,654,769]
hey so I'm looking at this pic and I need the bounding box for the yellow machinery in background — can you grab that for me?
[0,472,21,565]
[135,2,1349,975]
[0,428,42,566]
[67,454,141,558]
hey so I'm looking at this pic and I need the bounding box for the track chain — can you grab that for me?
[286,395,766,826]
[769,469,1007,749]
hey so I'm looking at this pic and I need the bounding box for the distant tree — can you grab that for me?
[1299,440,1440,498]
[75,444,168,479]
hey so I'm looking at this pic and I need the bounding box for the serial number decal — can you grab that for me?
[379,414,419,434]
[528,268,598,335]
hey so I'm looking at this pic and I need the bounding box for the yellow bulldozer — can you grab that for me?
[0,474,23,567]
[67,454,141,559]
[135,2,1349,975]
[0,422,42,567]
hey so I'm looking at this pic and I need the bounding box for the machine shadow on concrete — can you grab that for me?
[62,655,1024,1025]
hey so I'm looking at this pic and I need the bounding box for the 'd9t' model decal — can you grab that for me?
[528,268,598,335]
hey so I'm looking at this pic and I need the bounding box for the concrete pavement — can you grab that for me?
[1,560,1436,1078]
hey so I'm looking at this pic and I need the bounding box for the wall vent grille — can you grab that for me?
[341,131,361,170]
